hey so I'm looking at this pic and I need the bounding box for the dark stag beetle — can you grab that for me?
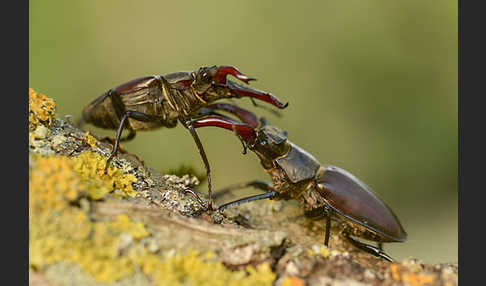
[190,105,407,261]
[78,65,288,210]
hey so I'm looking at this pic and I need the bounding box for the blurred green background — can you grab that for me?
[29,0,457,263]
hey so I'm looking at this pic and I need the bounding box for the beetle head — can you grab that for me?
[191,65,254,93]
[250,119,290,164]
[189,66,217,94]
[193,65,288,109]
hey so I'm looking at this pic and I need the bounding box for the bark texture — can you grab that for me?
[29,89,458,286]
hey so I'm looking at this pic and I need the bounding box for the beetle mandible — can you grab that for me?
[190,107,407,261]
[78,65,288,210]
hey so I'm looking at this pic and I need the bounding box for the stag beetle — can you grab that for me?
[79,65,288,210]
[190,106,407,261]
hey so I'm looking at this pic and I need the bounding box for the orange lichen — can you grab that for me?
[279,276,305,286]
[29,88,56,131]
[403,272,435,286]
[389,263,435,286]
[390,264,401,281]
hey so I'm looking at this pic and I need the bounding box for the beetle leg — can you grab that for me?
[104,110,161,174]
[344,234,394,262]
[99,136,131,155]
[302,206,334,246]
[324,206,332,247]
[212,180,274,200]
[218,190,279,212]
[99,130,136,147]
[105,113,129,174]
[188,115,262,210]
[180,188,208,209]
[182,118,214,211]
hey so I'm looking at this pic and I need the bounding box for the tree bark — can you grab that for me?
[29,90,457,286]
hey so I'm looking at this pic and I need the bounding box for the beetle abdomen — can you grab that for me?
[82,91,120,129]
[82,78,178,131]
[316,165,407,242]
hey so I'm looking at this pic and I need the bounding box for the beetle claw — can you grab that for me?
[191,116,256,144]
[210,65,288,109]
[213,65,256,85]
[226,81,289,109]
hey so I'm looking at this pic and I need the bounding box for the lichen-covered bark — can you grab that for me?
[29,88,458,286]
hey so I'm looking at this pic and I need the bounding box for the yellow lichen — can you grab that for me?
[29,155,86,214]
[130,249,276,286]
[28,91,277,285]
[319,247,330,258]
[29,154,276,285]
[29,155,139,282]
[28,88,449,285]
[84,131,98,148]
[29,88,56,131]
[306,245,329,258]
[203,251,215,260]
[108,214,150,240]
[70,151,138,199]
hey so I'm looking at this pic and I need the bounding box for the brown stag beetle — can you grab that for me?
[78,65,288,210]
[190,106,407,261]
